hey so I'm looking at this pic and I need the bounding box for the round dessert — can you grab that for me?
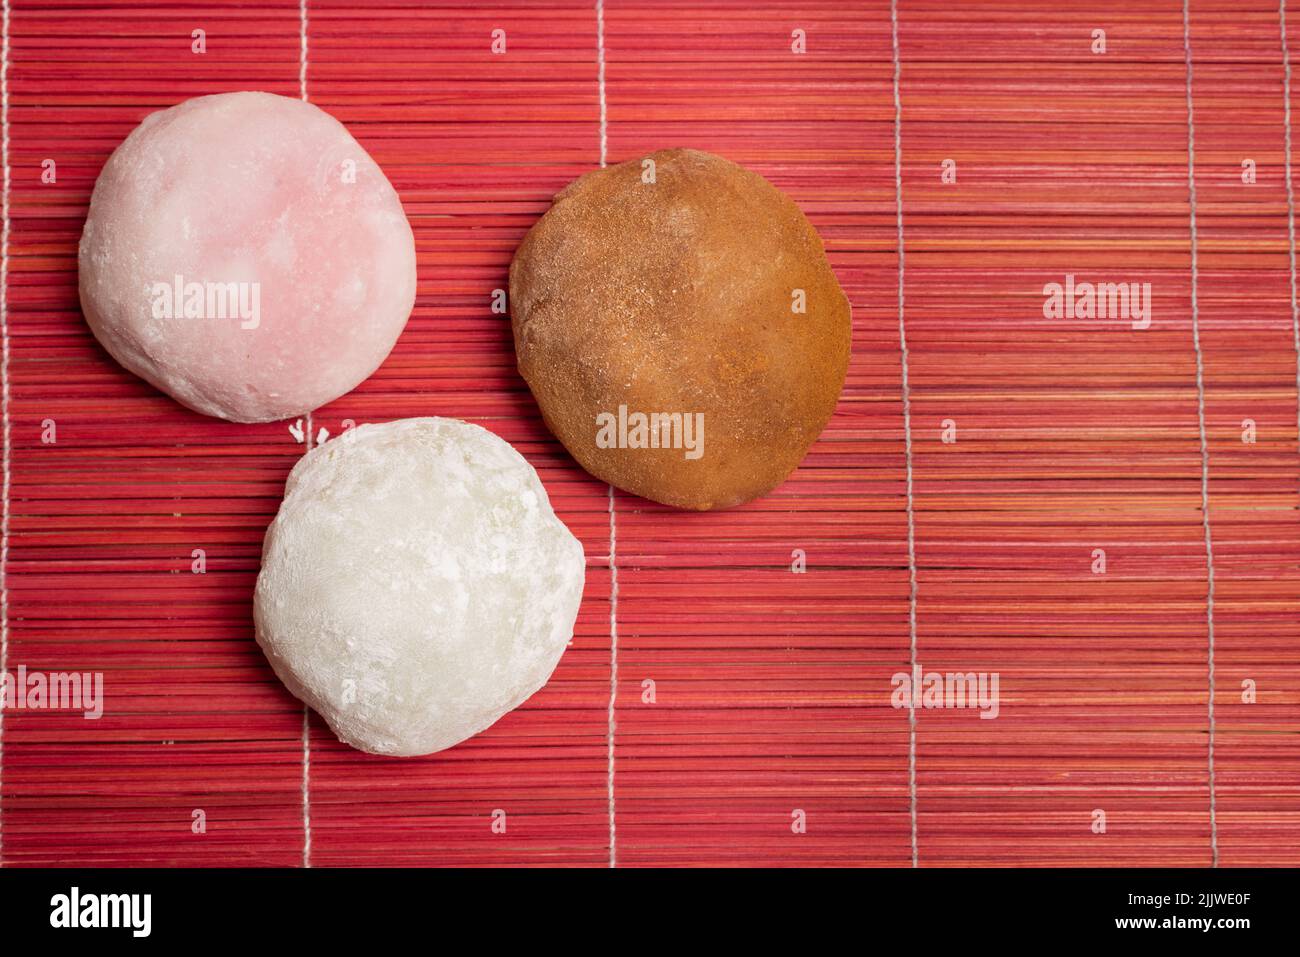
[78,91,417,423]
[254,418,586,757]
[509,148,851,510]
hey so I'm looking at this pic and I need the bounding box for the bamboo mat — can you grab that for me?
[0,0,1295,867]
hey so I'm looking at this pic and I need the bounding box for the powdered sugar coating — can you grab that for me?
[78,91,416,422]
[254,418,586,756]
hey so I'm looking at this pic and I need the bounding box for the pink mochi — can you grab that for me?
[78,91,417,423]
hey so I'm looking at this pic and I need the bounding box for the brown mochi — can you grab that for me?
[509,148,851,510]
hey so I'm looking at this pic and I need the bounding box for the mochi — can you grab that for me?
[509,148,850,509]
[78,91,416,423]
[254,418,586,757]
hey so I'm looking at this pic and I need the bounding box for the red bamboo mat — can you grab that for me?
[0,0,1296,868]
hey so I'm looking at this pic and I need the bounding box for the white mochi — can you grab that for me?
[254,417,585,756]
